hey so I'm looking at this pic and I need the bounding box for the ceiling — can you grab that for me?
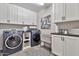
[11,3,52,12]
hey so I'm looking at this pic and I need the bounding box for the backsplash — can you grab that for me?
[57,21,79,29]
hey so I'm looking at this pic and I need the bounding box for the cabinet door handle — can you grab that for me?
[61,37,62,40]
[62,16,66,20]
[61,37,64,41]
[62,37,64,41]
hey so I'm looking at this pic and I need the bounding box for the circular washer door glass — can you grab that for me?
[5,34,22,49]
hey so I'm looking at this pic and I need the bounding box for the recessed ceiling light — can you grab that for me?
[36,3,44,5]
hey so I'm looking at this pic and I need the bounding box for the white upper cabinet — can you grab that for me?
[0,4,37,25]
[9,4,18,23]
[22,9,37,25]
[0,3,8,22]
[17,6,37,25]
[54,3,79,23]
[54,3,66,22]
[16,6,22,24]
[0,4,18,23]
[66,3,79,21]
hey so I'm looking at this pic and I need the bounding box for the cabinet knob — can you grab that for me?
[62,16,66,20]
[7,20,10,23]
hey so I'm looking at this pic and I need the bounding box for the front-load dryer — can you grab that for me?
[27,28,41,47]
[3,30,23,56]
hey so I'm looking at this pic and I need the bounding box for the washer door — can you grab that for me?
[5,34,22,49]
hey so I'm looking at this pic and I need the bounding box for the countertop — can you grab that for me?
[51,33,79,37]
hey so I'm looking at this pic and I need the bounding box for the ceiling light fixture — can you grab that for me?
[36,3,44,5]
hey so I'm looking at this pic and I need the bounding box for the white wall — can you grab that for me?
[37,5,53,43]
[37,5,52,34]
[37,4,57,34]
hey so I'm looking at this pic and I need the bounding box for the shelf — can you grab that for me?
[23,40,30,50]
[54,19,79,24]
[0,22,37,26]
[23,39,29,42]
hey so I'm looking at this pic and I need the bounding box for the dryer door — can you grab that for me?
[31,32,41,47]
[5,34,22,49]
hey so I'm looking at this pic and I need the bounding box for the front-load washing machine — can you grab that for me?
[3,30,23,56]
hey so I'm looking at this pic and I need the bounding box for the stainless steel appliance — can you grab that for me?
[58,29,69,34]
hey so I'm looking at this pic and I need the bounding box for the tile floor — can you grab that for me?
[10,46,53,56]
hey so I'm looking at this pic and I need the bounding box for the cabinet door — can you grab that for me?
[22,9,37,25]
[17,7,23,24]
[9,4,18,24]
[52,35,63,56]
[0,3,8,22]
[54,3,66,22]
[64,37,78,56]
[17,7,37,25]
[13,6,18,24]
[66,3,79,20]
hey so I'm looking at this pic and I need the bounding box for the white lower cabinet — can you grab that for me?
[64,36,79,56]
[52,35,63,56]
[52,35,79,56]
